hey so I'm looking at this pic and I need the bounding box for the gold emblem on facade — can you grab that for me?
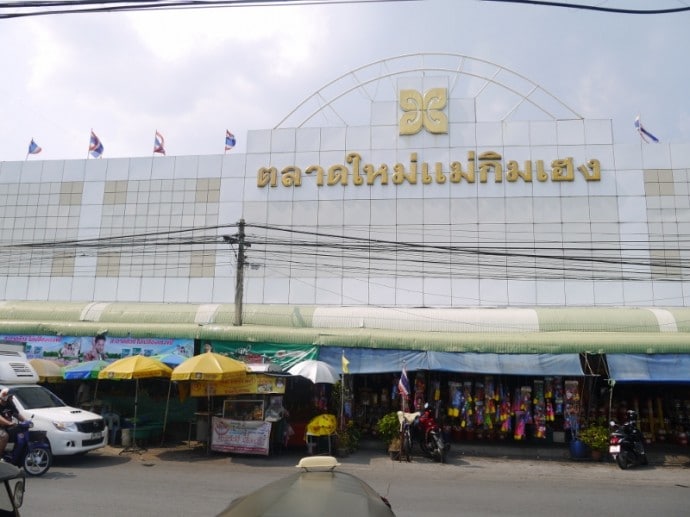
[399,88,448,135]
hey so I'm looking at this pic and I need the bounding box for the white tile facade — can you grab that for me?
[1,76,689,308]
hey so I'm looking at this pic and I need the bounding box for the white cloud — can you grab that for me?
[1,1,689,160]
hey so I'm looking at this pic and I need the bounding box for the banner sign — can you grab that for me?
[190,374,286,397]
[0,334,193,366]
[207,342,318,370]
[211,417,272,455]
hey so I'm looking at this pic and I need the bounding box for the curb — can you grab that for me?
[97,441,690,468]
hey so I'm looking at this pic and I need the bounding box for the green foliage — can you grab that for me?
[338,421,361,452]
[376,412,401,443]
[578,424,609,451]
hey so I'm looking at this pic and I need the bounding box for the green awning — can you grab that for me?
[0,302,689,355]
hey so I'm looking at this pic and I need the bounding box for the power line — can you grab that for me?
[481,0,690,15]
[3,219,687,282]
[0,0,416,19]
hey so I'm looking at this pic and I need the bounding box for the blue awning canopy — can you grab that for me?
[318,347,584,376]
[318,347,428,374]
[427,352,584,376]
[607,354,690,382]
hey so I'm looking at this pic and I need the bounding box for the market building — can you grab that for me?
[0,54,688,451]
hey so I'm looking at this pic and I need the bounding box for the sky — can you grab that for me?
[1,0,689,161]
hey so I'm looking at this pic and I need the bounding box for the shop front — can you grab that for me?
[319,347,588,446]
[606,354,690,446]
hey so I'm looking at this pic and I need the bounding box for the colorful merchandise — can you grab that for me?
[513,386,533,441]
[533,380,546,439]
[474,382,485,428]
[563,379,580,437]
[461,381,473,429]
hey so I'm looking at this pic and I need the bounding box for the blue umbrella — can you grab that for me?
[151,353,187,368]
[63,360,110,380]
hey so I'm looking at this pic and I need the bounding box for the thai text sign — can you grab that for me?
[0,334,192,365]
[257,152,601,188]
[211,417,271,455]
[190,374,286,397]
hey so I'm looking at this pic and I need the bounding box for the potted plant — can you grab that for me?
[336,421,361,456]
[578,424,610,460]
[375,412,402,458]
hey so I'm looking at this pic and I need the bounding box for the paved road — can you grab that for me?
[21,445,690,516]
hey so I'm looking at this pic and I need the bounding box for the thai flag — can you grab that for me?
[89,130,104,158]
[634,116,659,143]
[153,130,166,155]
[398,365,410,397]
[27,139,42,155]
[225,130,236,151]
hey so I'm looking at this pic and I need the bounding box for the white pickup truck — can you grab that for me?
[0,350,106,456]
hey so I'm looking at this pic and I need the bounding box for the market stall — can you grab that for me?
[190,370,288,455]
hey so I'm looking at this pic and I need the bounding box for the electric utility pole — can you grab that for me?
[234,219,246,326]
[223,219,247,326]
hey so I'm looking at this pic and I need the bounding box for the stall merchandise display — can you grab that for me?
[498,383,512,434]
[413,373,425,411]
[442,376,578,442]
[610,392,690,447]
[513,386,532,441]
[563,380,581,438]
[533,380,546,439]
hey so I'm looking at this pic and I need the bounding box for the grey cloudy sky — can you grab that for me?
[1,0,688,161]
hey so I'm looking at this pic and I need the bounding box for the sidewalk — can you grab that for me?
[455,441,690,467]
[105,438,690,469]
[358,438,690,468]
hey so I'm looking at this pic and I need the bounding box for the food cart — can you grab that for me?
[189,364,288,455]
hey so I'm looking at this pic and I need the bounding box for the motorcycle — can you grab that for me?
[406,404,449,463]
[609,410,648,470]
[3,421,52,477]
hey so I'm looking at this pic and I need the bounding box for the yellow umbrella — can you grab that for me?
[98,355,172,453]
[98,355,172,380]
[171,353,249,453]
[171,352,249,381]
[28,358,64,382]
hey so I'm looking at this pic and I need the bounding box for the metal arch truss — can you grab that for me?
[275,52,582,129]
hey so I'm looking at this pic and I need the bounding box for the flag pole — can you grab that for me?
[400,361,406,413]
[340,351,345,432]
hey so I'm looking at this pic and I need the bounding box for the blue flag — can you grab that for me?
[27,139,42,155]
[153,130,166,155]
[225,130,236,151]
[89,130,104,158]
[634,116,659,143]
[398,365,410,397]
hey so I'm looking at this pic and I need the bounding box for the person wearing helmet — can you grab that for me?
[626,410,638,423]
[0,389,25,460]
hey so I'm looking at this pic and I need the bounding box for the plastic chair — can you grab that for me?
[103,412,121,445]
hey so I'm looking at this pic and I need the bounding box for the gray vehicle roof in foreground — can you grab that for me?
[217,456,395,517]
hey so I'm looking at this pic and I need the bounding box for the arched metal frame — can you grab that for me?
[275,52,582,129]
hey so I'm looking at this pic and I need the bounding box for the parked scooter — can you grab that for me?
[2,420,52,477]
[413,403,449,463]
[609,410,648,470]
